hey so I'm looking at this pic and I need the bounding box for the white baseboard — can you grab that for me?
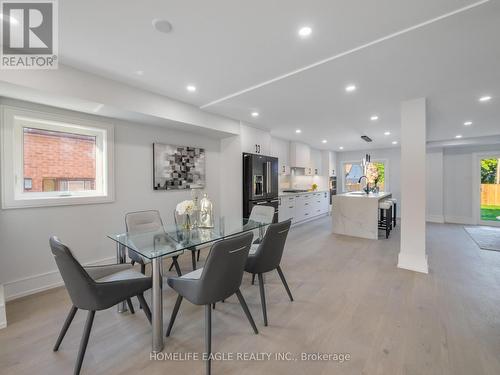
[0,285,6,329]
[426,215,445,223]
[4,256,116,302]
[444,215,475,225]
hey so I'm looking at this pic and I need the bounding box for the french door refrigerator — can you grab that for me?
[242,153,279,222]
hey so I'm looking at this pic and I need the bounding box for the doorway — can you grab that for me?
[477,154,500,226]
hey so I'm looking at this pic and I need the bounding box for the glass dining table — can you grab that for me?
[107,216,270,353]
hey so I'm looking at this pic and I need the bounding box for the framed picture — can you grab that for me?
[153,143,206,190]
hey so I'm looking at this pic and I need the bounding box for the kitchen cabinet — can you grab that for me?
[241,124,271,155]
[279,195,295,222]
[289,142,310,168]
[321,150,337,177]
[279,191,329,225]
[310,148,322,175]
[271,137,291,175]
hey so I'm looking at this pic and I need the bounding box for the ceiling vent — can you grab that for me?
[361,135,372,142]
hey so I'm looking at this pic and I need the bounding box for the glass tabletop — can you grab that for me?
[107,217,270,260]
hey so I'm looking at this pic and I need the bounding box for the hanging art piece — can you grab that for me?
[153,143,206,190]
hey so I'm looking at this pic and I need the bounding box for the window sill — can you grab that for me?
[1,194,115,209]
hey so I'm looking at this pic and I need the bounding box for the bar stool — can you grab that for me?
[378,200,393,239]
[387,198,397,228]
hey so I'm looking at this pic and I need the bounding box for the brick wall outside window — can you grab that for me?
[23,129,96,192]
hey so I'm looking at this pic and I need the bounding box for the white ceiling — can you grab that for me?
[59,0,500,151]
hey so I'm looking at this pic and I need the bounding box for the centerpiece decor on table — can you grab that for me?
[176,200,195,230]
[199,193,214,228]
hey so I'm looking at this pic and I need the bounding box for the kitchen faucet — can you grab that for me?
[358,176,370,194]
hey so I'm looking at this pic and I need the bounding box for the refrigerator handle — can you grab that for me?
[266,161,271,195]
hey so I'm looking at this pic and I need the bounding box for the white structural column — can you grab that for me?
[398,98,429,273]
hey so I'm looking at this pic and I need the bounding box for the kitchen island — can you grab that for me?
[332,192,392,239]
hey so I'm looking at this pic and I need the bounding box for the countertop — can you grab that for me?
[334,192,391,199]
[279,190,328,197]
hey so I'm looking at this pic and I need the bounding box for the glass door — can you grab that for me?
[479,155,500,226]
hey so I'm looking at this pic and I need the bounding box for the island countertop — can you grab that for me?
[335,192,391,199]
[332,191,392,239]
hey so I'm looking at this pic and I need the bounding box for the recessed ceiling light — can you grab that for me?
[152,19,173,34]
[455,134,463,139]
[295,129,302,134]
[322,139,327,144]
[345,84,357,92]
[384,131,391,136]
[370,115,379,121]
[392,141,398,145]
[339,146,344,150]
[251,112,259,118]
[135,70,144,76]
[479,95,492,102]
[298,26,312,37]
[186,85,197,92]
[464,121,473,126]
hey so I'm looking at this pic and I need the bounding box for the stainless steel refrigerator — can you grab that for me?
[242,153,279,222]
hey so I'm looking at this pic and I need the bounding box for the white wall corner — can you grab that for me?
[0,285,7,329]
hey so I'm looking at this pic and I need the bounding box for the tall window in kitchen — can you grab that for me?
[342,160,386,192]
[1,106,114,208]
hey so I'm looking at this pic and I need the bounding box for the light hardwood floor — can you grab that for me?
[1,217,500,375]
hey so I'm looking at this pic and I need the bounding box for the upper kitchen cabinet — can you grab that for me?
[310,148,322,175]
[322,150,337,177]
[271,137,290,175]
[289,142,310,169]
[240,124,271,155]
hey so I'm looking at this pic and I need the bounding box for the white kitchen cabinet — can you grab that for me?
[280,191,329,225]
[310,148,322,175]
[289,142,310,168]
[241,124,271,155]
[321,150,337,177]
[271,137,291,175]
[279,195,295,222]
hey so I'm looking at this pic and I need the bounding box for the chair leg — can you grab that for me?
[205,304,212,375]
[257,273,268,326]
[251,274,256,285]
[212,303,216,310]
[197,249,201,262]
[386,207,392,239]
[74,310,95,375]
[137,293,152,324]
[53,305,78,351]
[126,298,135,314]
[276,266,294,302]
[191,251,197,271]
[168,261,175,272]
[131,260,135,266]
[393,203,397,227]
[166,295,183,337]
[140,263,146,275]
[235,289,258,334]
[172,257,182,276]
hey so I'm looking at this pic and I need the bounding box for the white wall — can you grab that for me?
[0,99,224,300]
[426,149,444,222]
[441,144,500,224]
[336,147,401,217]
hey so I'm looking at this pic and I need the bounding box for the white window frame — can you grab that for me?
[1,105,115,209]
[341,158,390,193]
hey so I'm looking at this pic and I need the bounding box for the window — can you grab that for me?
[342,159,388,192]
[1,106,114,208]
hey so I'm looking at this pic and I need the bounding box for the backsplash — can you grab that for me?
[279,174,328,191]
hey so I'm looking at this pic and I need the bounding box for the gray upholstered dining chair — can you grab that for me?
[248,205,275,243]
[246,219,293,326]
[50,236,152,375]
[165,232,258,375]
[126,210,183,276]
